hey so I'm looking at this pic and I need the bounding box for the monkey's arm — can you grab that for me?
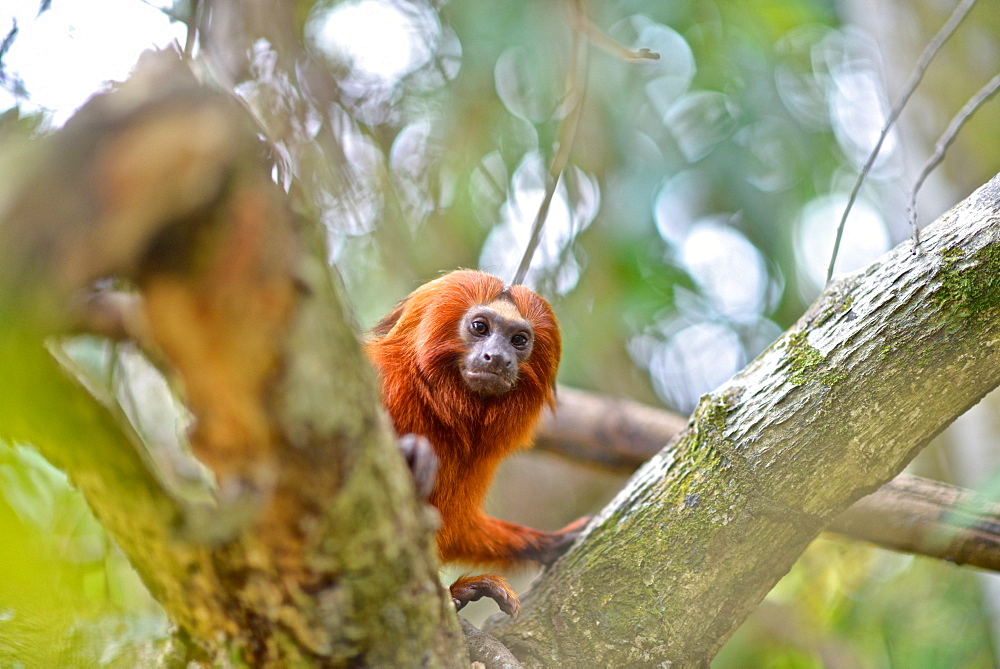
[439,512,590,568]
[395,436,526,617]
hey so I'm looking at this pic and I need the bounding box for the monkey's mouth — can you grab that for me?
[462,368,515,396]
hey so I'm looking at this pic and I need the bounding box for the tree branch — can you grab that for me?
[536,387,1000,571]
[908,71,1000,239]
[494,173,1000,665]
[828,474,1000,571]
[537,386,687,472]
[0,51,465,665]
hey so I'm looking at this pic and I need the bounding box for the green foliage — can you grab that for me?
[0,444,166,666]
[716,536,997,668]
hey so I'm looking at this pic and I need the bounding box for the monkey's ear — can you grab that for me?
[370,297,408,336]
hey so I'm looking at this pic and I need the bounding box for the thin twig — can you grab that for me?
[579,18,660,61]
[907,72,1000,243]
[136,0,186,23]
[825,0,978,285]
[0,20,17,60]
[511,0,589,286]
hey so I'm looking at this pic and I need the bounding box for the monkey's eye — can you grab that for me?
[471,320,489,336]
[511,333,529,349]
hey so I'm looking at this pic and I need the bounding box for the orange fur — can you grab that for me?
[365,270,563,570]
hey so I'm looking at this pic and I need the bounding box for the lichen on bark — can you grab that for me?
[783,330,846,386]
[933,243,1000,325]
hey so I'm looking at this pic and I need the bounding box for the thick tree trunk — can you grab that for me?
[0,53,466,666]
[492,174,1000,665]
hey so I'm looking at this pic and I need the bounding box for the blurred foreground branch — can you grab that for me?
[0,51,465,665]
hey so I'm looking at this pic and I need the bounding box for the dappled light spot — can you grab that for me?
[494,46,563,124]
[774,24,837,130]
[608,16,696,118]
[653,170,709,247]
[310,0,439,86]
[664,91,738,163]
[321,129,384,239]
[735,118,802,192]
[795,193,890,298]
[0,0,183,125]
[638,321,745,414]
[681,219,769,323]
[819,29,899,177]
[390,120,441,219]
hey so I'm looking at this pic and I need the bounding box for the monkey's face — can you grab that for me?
[457,297,534,396]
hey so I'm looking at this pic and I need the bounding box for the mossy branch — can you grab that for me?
[536,388,1000,572]
[494,173,1000,665]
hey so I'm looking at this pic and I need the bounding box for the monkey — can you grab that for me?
[366,270,589,617]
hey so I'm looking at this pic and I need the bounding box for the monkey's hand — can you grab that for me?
[398,433,438,500]
[450,574,520,618]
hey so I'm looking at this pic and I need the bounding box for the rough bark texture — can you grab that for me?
[0,52,466,666]
[537,388,1000,572]
[491,174,1000,665]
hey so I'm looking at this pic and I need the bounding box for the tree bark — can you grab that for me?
[536,388,1000,572]
[0,52,466,666]
[491,173,1000,665]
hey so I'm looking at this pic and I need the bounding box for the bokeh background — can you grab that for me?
[1,0,998,665]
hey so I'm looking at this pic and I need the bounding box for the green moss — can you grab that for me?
[784,330,845,387]
[681,391,741,471]
[933,244,1000,326]
[696,391,740,439]
[665,395,730,488]
[705,394,727,431]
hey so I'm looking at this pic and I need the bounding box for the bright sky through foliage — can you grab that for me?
[310,0,436,85]
[0,0,430,122]
[0,0,184,125]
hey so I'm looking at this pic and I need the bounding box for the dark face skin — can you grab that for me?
[458,297,534,396]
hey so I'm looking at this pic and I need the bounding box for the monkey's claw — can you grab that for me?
[450,574,521,619]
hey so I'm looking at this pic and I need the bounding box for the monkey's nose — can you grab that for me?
[482,351,513,371]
